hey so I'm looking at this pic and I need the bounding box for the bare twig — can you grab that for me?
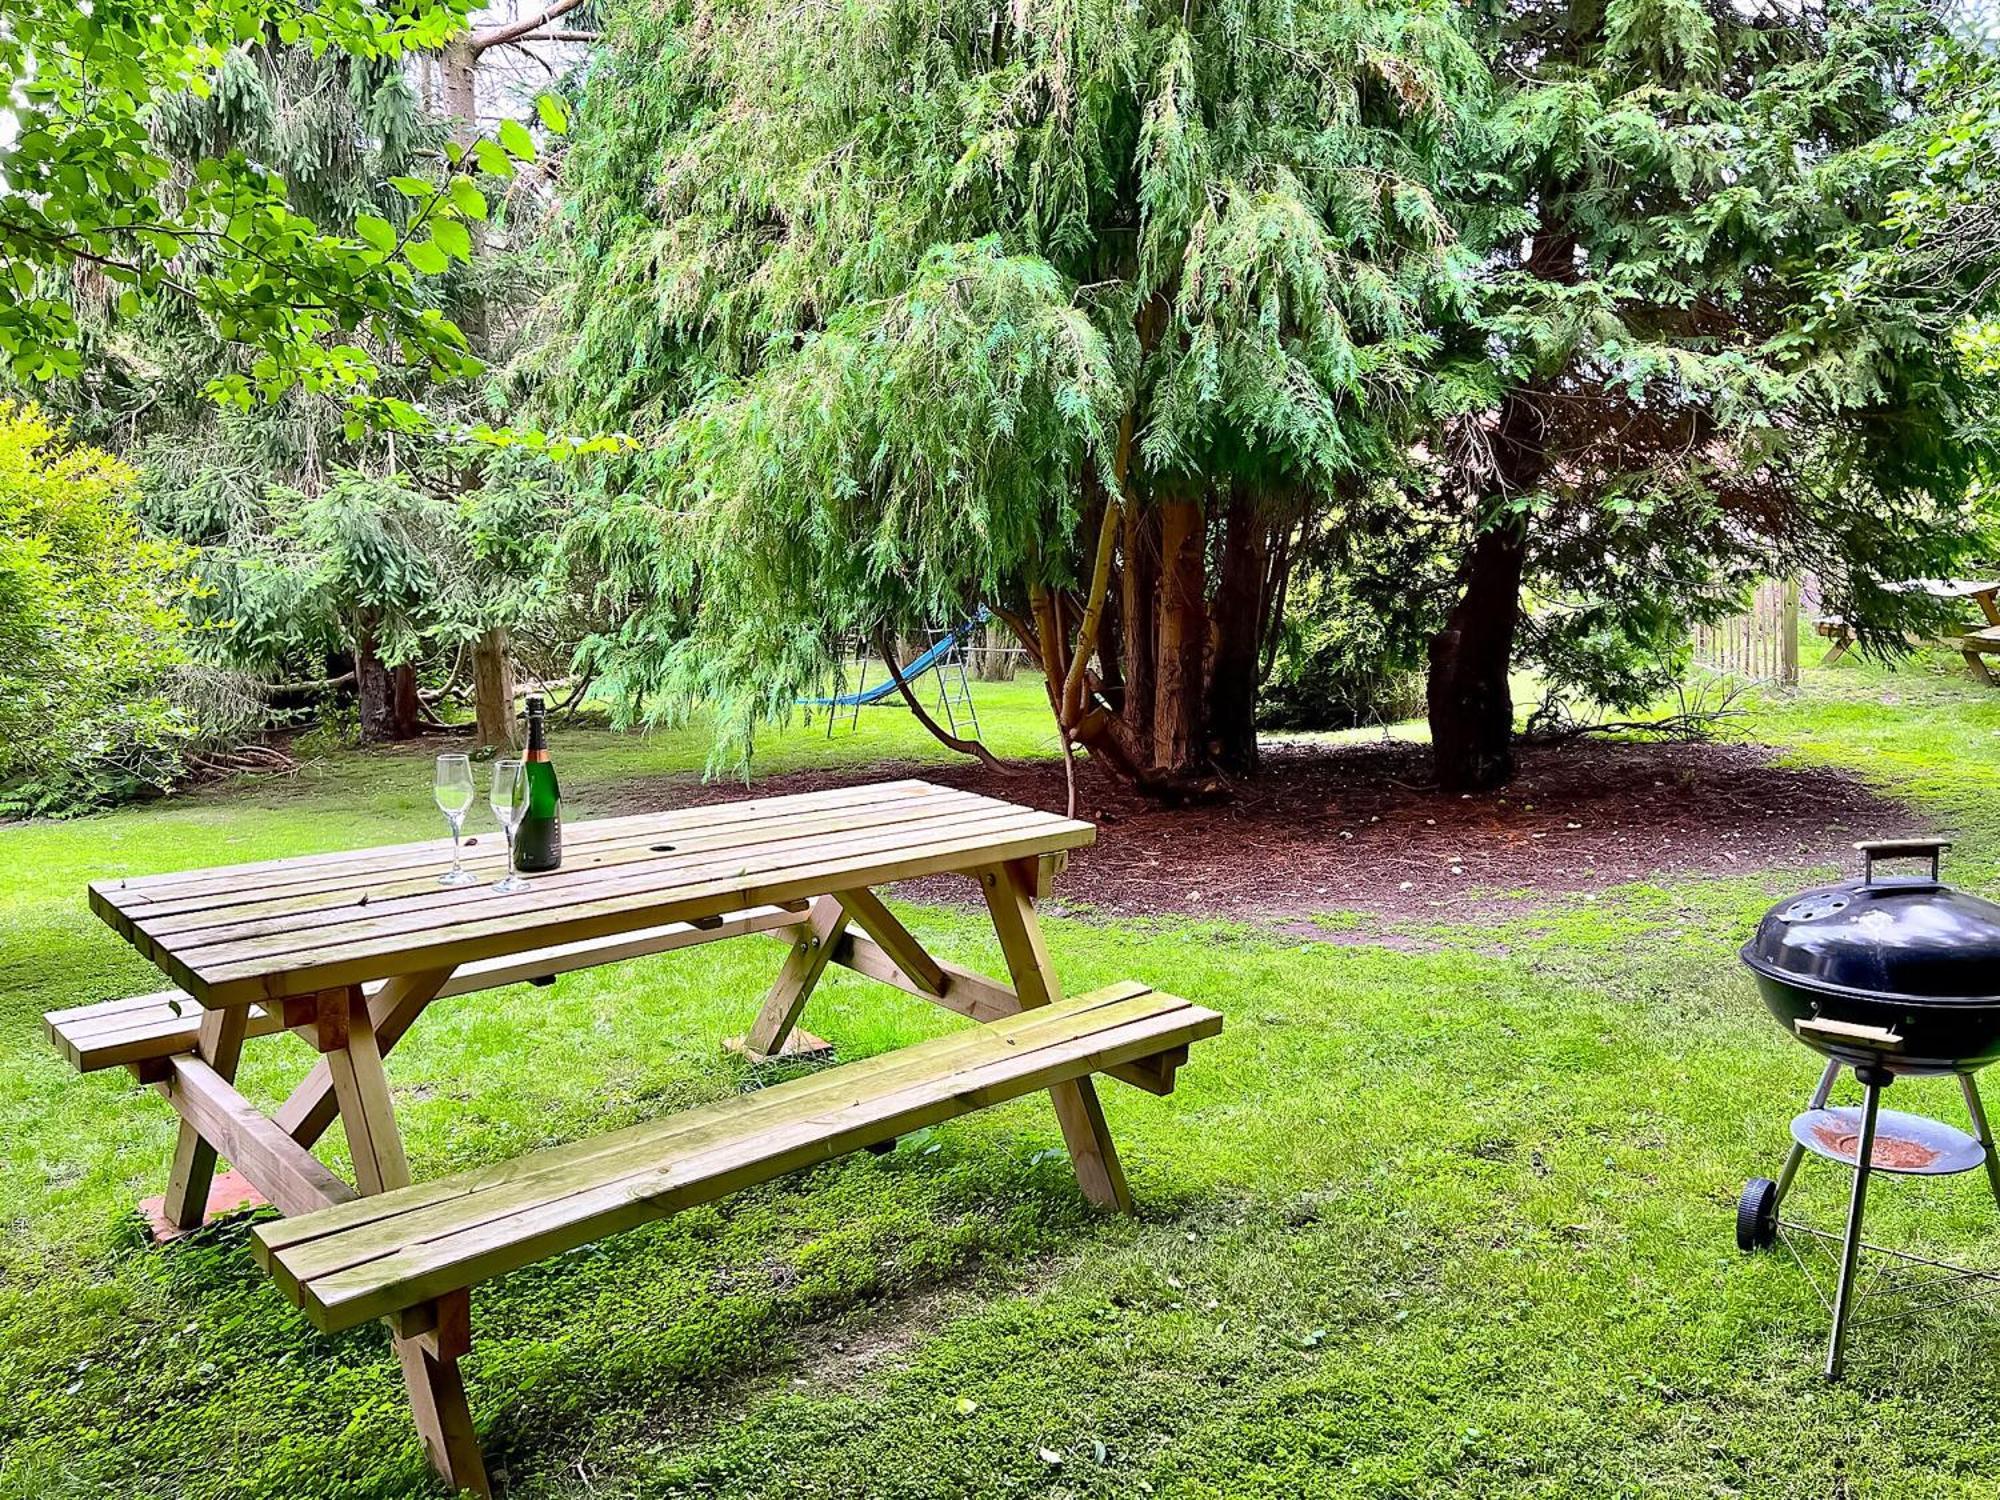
[871,629,1018,775]
[471,0,593,53]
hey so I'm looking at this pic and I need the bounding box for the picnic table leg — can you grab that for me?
[396,1292,490,1498]
[304,986,414,1195]
[159,1006,250,1232]
[304,985,491,1497]
[275,970,453,1150]
[735,894,850,1060]
[979,861,1133,1213]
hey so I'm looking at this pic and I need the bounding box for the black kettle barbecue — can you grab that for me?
[1737,839,2000,1376]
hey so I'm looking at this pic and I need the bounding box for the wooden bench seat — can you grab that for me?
[253,982,1220,1335]
[45,903,808,1074]
[1956,625,2000,654]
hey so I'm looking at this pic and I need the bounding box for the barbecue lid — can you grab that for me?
[1741,840,2000,1005]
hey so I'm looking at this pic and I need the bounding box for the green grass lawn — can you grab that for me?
[6,658,2000,1498]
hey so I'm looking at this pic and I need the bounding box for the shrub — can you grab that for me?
[1258,570,1428,733]
[0,404,196,814]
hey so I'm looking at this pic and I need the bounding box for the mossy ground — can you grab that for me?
[5,656,2000,1498]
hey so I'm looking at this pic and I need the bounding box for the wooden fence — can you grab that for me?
[1691,578,1801,687]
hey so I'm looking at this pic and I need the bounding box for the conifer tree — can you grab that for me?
[542,0,1997,792]
[1422,0,1997,788]
[537,0,1484,786]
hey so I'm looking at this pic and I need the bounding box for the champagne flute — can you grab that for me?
[434,753,479,888]
[491,758,530,895]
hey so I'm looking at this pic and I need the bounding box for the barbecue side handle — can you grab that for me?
[1796,1014,1904,1050]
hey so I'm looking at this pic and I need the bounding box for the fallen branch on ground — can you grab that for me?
[186,744,301,779]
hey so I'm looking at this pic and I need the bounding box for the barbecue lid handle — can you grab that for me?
[1855,838,1951,886]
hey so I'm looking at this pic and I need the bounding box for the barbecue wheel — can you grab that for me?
[1737,1177,1780,1251]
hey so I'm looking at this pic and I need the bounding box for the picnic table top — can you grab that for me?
[91,779,1095,1009]
[1880,577,2000,600]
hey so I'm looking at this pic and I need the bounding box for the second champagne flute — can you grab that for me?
[491,758,530,894]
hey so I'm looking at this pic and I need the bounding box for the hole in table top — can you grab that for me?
[650,844,677,853]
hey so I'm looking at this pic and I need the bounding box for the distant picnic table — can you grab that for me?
[47,780,1220,1496]
[1816,577,2000,681]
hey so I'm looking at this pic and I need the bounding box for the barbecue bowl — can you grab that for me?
[1741,840,2000,1077]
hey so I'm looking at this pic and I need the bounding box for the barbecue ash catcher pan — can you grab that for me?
[1738,839,2000,1376]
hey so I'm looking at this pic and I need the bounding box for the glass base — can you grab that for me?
[438,867,479,889]
[494,872,530,895]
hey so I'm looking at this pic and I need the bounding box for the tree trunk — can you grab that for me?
[1152,497,1205,774]
[974,622,1014,681]
[1205,489,1266,776]
[471,626,518,751]
[441,40,487,355]
[356,613,420,742]
[1426,515,1526,792]
[1120,502,1158,756]
[1424,215,1576,792]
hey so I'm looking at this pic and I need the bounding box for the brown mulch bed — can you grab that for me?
[594,738,1923,925]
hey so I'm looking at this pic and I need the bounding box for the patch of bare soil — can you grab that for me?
[599,739,1923,924]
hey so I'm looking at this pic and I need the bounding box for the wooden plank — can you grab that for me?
[741,895,852,1057]
[257,991,1220,1330]
[258,998,1187,1310]
[276,969,454,1149]
[94,780,944,907]
[157,802,1045,969]
[979,860,1132,1212]
[978,863,1060,1009]
[136,786,985,939]
[295,1001,1217,1330]
[826,931,1021,1021]
[160,1006,249,1231]
[834,887,946,997]
[436,902,806,993]
[822,936,1180,1095]
[174,814,1096,1008]
[90,783,968,970]
[46,987,194,1027]
[85,780,949,951]
[163,802,1056,963]
[254,986,1180,1265]
[49,998,282,1073]
[49,906,807,1074]
[395,1330,489,1499]
[157,1057,357,1218]
[393,1289,472,1360]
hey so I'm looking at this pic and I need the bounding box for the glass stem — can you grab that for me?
[449,817,463,877]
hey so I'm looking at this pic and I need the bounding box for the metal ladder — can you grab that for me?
[929,626,982,740]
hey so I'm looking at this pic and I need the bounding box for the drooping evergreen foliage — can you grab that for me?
[535,0,1485,780]
[41,36,581,751]
[540,0,2000,790]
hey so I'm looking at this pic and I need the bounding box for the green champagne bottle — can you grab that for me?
[514,695,563,872]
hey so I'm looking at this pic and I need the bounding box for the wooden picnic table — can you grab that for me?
[1816,577,2000,679]
[56,778,1228,1496]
